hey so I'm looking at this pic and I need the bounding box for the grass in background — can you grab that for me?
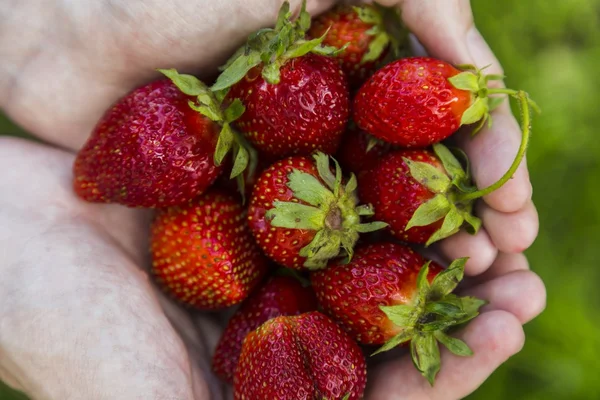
[1,0,600,398]
[467,0,600,399]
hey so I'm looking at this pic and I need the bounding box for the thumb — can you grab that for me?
[378,0,474,64]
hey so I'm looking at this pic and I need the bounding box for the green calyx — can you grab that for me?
[353,5,390,64]
[356,3,411,64]
[158,69,258,200]
[265,152,387,270]
[403,143,482,246]
[211,1,345,92]
[407,88,538,245]
[448,65,540,135]
[373,258,487,385]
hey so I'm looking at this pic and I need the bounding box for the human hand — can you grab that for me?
[361,1,545,397]
[0,0,545,399]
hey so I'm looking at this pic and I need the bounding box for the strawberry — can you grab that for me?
[234,311,366,400]
[211,1,350,158]
[247,152,387,270]
[73,79,223,208]
[358,138,531,245]
[159,69,258,197]
[212,275,318,383]
[308,4,394,89]
[150,189,268,309]
[311,242,486,384]
[336,125,391,175]
[354,56,539,147]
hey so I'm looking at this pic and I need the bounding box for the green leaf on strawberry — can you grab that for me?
[373,258,484,385]
[264,152,387,269]
[399,143,483,245]
[158,68,258,200]
[211,0,344,91]
[249,152,387,270]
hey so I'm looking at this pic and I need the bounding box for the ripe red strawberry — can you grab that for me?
[358,139,531,245]
[73,79,223,208]
[308,4,392,89]
[211,1,350,158]
[311,242,486,384]
[354,56,538,147]
[212,275,318,383]
[234,311,366,400]
[159,69,258,196]
[151,189,268,309]
[247,152,386,270]
[336,125,391,175]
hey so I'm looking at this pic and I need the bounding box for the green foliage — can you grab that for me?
[0,114,27,137]
[0,380,27,400]
[467,0,600,398]
[1,0,599,398]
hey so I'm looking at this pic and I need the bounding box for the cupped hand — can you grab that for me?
[0,1,545,399]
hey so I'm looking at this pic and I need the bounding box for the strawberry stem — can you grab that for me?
[457,90,531,202]
[486,88,518,95]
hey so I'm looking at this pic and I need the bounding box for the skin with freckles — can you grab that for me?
[0,0,545,399]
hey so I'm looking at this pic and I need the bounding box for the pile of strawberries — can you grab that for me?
[72,2,537,399]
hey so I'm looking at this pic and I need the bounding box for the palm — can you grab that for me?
[0,138,229,398]
[0,0,545,399]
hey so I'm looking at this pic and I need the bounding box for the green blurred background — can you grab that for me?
[1,0,599,398]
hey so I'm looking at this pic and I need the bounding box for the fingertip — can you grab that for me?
[464,271,547,324]
[479,201,539,253]
[464,310,526,358]
[519,272,547,323]
[437,227,498,276]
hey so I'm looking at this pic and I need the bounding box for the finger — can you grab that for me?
[436,226,498,276]
[0,136,153,268]
[366,311,525,400]
[478,200,539,254]
[0,138,203,400]
[463,252,530,290]
[455,107,533,213]
[159,296,227,400]
[3,0,338,152]
[379,0,533,213]
[130,0,337,78]
[463,270,546,324]
[377,0,474,64]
